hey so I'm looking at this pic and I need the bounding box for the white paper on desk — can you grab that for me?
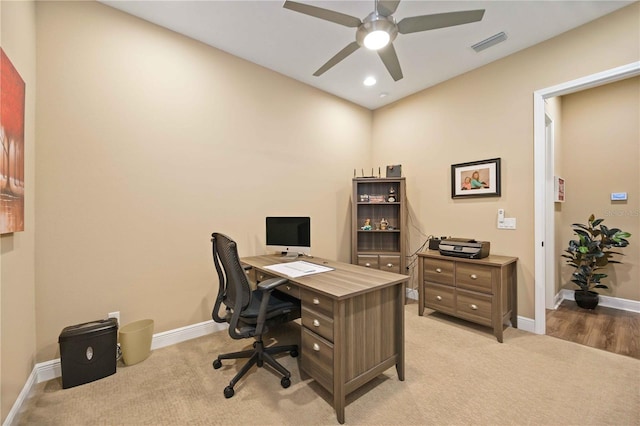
[264,261,334,278]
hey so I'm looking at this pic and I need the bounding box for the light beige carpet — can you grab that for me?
[17,305,640,425]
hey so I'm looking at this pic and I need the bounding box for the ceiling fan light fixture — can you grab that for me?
[364,30,390,50]
[363,76,377,86]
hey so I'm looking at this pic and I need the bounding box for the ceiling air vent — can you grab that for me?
[471,32,507,52]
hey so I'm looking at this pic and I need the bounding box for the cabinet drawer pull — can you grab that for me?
[386,263,393,268]
[313,319,320,327]
[435,268,442,273]
[313,297,320,305]
[436,295,442,301]
[470,274,478,280]
[312,343,320,351]
[286,285,291,291]
[365,263,371,267]
[470,304,478,310]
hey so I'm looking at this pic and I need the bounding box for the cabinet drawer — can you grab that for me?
[456,290,492,326]
[256,271,276,282]
[379,255,401,274]
[301,306,334,342]
[423,258,454,286]
[456,263,493,294]
[275,282,300,299]
[423,283,455,315]
[357,255,379,269]
[301,328,334,393]
[301,289,334,318]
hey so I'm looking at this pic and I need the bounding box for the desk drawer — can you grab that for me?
[456,264,492,294]
[423,283,455,315]
[423,258,454,286]
[275,282,300,299]
[301,328,334,393]
[256,271,276,283]
[456,290,492,326]
[301,307,333,342]
[301,289,334,318]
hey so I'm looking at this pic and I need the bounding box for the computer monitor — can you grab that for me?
[265,216,311,258]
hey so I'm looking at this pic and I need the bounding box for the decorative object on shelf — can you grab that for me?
[554,176,565,202]
[380,218,388,230]
[451,158,501,199]
[361,218,372,230]
[359,194,369,202]
[368,195,386,203]
[562,214,631,309]
[386,164,402,178]
[387,187,396,202]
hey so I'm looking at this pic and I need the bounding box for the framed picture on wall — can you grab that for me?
[554,176,565,202]
[451,158,501,198]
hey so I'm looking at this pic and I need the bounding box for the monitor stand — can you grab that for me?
[281,251,300,259]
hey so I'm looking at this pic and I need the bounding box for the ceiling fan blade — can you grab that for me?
[283,1,361,28]
[313,41,361,76]
[377,0,401,17]
[377,43,403,81]
[397,9,485,34]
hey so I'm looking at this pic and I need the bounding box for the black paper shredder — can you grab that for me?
[58,318,118,389]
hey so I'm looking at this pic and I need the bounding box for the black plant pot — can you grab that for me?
[575,290,599,309]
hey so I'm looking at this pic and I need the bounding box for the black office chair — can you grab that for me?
[210,233,300,398]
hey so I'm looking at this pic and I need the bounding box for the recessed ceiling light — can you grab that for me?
[363,76,377,86]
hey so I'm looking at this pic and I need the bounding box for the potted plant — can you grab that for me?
[562,214,631,309]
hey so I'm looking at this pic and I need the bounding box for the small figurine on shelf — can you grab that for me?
[380,218,388,230]
[361,218,372,230]
[388,187,396,202]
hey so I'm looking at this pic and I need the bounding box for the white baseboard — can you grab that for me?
[559,289,640,313]
[3,320,227,426]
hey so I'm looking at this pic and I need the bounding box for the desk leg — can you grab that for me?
[334,301,346,424]
[396,281,405,381]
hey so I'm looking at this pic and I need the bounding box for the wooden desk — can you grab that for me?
[241,255,408,424]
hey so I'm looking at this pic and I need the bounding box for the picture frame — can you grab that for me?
[451,158,501,199]
[554,176,565,202]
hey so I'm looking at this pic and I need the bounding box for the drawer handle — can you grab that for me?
[286,285,291,291]
[436,295,442,301]
[313,319,320,327]
[312,343,320,351]
[470,304,478,310]
[470,274,478,280]
[365,263,371,267]
[386,263,393,268]
[435,268,442,273]
[313,297,320,305]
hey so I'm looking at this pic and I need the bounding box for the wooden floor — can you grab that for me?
[546,300,640,359]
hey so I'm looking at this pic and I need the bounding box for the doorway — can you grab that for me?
[533,61,640,334]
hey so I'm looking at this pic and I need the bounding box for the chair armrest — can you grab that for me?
[257,277,289,292]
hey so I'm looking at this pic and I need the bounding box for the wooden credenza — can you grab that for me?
[418,250,518,342]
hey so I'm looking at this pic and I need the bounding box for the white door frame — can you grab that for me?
[533,61,640,334]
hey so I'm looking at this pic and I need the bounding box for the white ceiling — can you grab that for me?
[101,0,633,110]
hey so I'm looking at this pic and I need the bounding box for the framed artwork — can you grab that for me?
[554,176,565,202]
[0,48,26,234]
[451,158,501,199]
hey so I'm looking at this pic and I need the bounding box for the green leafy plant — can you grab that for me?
[562,214,631,293]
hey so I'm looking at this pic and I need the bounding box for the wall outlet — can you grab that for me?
[108,311,120,326]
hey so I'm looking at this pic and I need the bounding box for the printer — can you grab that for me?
[438,238,490,259]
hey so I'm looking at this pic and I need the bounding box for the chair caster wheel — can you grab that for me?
[281,377,291,389]
[224,386,234,398]
[213,359,222,369]
[290,349,298,358]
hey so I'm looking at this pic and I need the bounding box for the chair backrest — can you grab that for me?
[211,233,252,334]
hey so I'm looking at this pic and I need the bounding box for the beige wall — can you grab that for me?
[371,3,640,318]
[34,1,371,362]
[0,0,37,421]
[557,77,639,300]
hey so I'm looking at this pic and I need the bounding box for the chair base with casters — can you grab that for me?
[212,337,299,398]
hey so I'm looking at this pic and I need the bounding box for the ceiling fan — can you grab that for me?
[283,0,485,82]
